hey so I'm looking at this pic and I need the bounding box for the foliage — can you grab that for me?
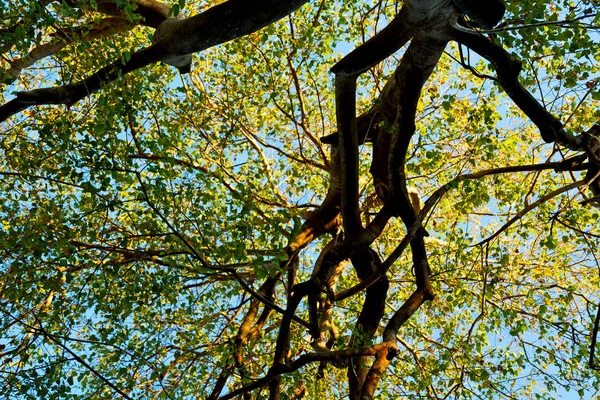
[1,0,600,399]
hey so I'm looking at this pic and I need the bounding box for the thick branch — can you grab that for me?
[0,45,161,122]
[269,281,319,399]
[334,74,363,236]
[329,0,449,239]
[0,0,311,123]
[329,0,456,76]
[348,248,389,396]
[358,288,432,400]
[388,35,446,219]
[88,0,171,28]
[346,31,448,391]
[452,28,583,148]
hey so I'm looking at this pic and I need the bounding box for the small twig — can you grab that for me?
[477,180,585,246]
[485,13,598,33]
[553,217,600,239]
[135,171,211,269]
[32,318,134,400]
[452,45,498,82]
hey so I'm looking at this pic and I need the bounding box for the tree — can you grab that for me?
[1,0,600,398]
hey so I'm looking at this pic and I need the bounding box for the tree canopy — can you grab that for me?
[2,0,600,398]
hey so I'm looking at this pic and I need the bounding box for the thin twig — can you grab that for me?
[477,180,585,246]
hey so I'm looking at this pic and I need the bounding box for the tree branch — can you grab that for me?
[477,180,585,246]
[0,0,311,123]
[219,343,391,400]
[452,28,583,148]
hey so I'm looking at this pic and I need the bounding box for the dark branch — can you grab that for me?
[0,0,311,123]
[452,28,583,148]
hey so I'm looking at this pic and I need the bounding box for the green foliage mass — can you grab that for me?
[1,0,600,399]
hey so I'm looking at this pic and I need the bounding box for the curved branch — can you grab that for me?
[334,218,420,302]
[330,6,415,77]
[329,0,445,239]
[358,287,430,399]
[452,28,583,149]
[385,34,446,296]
